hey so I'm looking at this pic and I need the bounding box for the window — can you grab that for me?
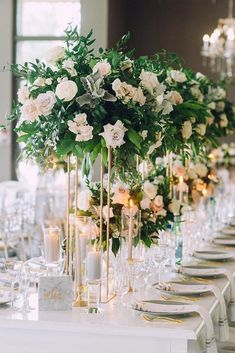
[12,0,81,177]
[15,0,81,64]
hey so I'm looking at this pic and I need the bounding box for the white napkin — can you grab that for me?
[207,285,229,342]
[133,301,217,353]
[221,269,235,322]
[156,282,229,342]
[190,305,218,353]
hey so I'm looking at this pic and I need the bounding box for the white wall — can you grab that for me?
[0,0,13,181]
[81,0,108,50]
[80,0,109,180]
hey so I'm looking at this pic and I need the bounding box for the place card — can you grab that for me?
[38,276,73,311]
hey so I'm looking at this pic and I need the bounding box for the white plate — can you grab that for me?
[132,300,194,316]
[180,265,222,277]
[214,237,235,246]
[155,282,210,295]
[0,292,12,305]
[222,228,235,236]
[193,250,233,261]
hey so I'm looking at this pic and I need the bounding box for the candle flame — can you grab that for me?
[179,176,184,183]
[130,199,133,208]
[202,189,208,196]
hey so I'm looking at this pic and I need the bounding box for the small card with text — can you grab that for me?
[38,276,73,311]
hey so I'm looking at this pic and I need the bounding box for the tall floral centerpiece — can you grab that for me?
[9,27,235,301]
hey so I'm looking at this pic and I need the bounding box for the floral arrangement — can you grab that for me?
[210,142,235,168]
[170,156,219,205]
[74,167,174,254]
[9,27,234,175]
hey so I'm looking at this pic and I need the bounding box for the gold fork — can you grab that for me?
[142,314,183,324]
[160,294,199,302]
[179,275,211,284]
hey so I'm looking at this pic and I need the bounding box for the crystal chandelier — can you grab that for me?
[201,0,235,78]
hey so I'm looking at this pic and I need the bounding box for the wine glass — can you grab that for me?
[152,244,168,284]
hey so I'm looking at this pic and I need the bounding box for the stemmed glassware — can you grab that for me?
[152,244,168,284]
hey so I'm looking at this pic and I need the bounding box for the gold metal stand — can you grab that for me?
[65,155,71,275]
[73,157,87,307]
[105,146,111,301]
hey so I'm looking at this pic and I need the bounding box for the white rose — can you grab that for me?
[112,79,136,104]
[112,182,130,206]
[216,101,225,112]
[182,121,192,140]
[62,59,77,77]
[120,59,133,71]
[17,86,30,104]
[216,87,226,100]
[21,100,39,122]
[153,195,163,208]
[195,123,206,136]
[73,113,87,125]
[190,116,196,124]
[207,87,226,101]
[220,113,228,128]
[68,112,93,141]
[99,120,127,149]
[195,163,208,178]
[132,87,146,106]
[45,78,52,85]
[208,102,216,110]
[139,69,159,94]
[155,157,164,166]
[34,77,45,87]
[196,72,206,80]
[168,199,181,214]
[68,120,79,134]
[154,175,164,185]
[77,189,92,211]
[44,46,65,64]
[36,91,56,116]
[228,148,235,156]
[140,197,151,210]
[190,85,203,102]
[143,181,157,199]
[168,90,183,105]
[169,70,187,83]
[56,80,78,102]
[188,167,198,180]
[103,205,114,222]
[93,59,111,76]
[76,125,93,142]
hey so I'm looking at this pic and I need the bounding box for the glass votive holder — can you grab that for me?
[43,227,62,274]
[87,280,102,314]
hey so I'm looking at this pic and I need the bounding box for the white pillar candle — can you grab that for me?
[75,225,82,286]
[79,232,89,261]
[202,34,210,51]
[178,176,184,204]
[86,250,101,281]
[69,214,75,274]
[44,227,60,263]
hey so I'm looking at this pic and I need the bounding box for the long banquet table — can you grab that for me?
[1,242,235,353]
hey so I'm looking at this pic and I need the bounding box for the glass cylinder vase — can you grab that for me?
[121,201,141,291]
[73,216,91,307]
